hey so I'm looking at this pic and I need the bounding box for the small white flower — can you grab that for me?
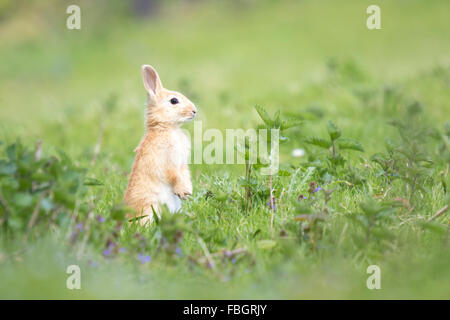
[291,148,305,158]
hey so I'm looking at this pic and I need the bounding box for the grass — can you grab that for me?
[0,0,449,299]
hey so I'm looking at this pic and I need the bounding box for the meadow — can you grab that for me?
[0,0,449,299]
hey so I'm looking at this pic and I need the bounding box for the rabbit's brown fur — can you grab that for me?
[124,65,197,225]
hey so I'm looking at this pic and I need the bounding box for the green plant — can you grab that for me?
[253,105,302,235]
[0,140,94,239]
[385,107,434,205]
[349,198,397,256]
[304,121,364,182]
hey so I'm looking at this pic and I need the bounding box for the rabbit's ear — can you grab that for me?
[142,65,163,98]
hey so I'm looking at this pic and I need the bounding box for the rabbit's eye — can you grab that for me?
[170,98,179,105]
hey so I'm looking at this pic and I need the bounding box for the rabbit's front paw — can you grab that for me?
[174,184,192,200]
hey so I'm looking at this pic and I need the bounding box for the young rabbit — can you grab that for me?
[124,65,197,225]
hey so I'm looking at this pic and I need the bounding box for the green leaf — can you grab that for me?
[252,229,261,239]
[337,138,364,152]
[370,153,386,164]
[421,222,446,235]
[41,198,55,212]
[110,205,127,221]
[13,193,34,208]
[84,177,104,186]
[384,139,396,154]
[328,153,346,167]
[254,105,273,126]
[6,143,16,162]
[280,118,303,130]
[352,214,369,229]
[277,169,291,176]
[215,191,228,202]
[359,198,382,216]
[304,136,331,149]
[152,205,161,225]
[257,240,277,250]
[0,160,17,176]
[327,121,341,141]
[273,110,281,128]
[372,227,395,240]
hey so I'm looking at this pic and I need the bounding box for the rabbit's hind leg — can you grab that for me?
[126,198,159,226]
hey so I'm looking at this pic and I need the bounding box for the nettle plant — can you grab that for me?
[371,103,435,206]
[349,198,398,258]
[304,120,364,181]
[431,122,450,173]
[0,140,95,238]
[435,122,450,193]
[370,139,397,185]
[238,105,302,209]
[251,105,302,233]
[292,181,337,250]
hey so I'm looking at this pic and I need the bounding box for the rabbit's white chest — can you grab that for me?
[170,130,190,167]
[157,129,189,213]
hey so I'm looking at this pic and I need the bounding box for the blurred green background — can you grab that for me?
[1,0,449,156]
[0,0,449,299]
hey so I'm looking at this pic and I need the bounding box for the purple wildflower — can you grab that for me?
[138,253,151,264]
[96,215,105,223]
[313,186,323,193]
[103,242,115,256]
[231,258,236,264]
[119,247,127,253]
[76,222,83,231]
[266,198,276,211]
[175,247,183,257]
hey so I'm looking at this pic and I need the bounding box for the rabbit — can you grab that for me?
[124,65,197,225]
